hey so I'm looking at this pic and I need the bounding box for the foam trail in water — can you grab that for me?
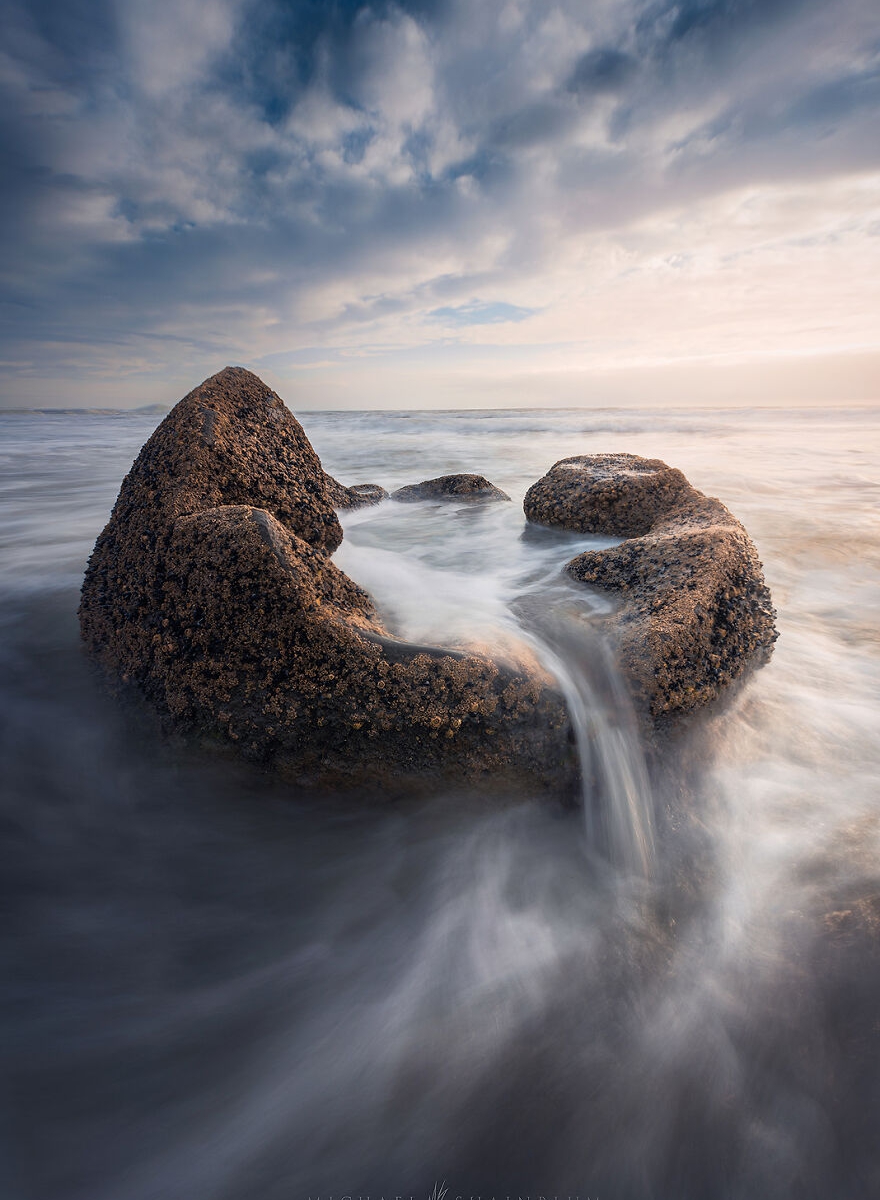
[337,497,657,875]
[526,615,656,878]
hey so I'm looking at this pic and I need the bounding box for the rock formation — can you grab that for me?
[524,453,777,727]
[80,368,574,798]
[323,475,388,509]
[391,474,511,503]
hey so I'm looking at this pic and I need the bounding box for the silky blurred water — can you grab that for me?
[2,404,880,1199]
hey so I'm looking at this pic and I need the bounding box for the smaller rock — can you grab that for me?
[524,453,777,728]
[323,474,389,509]
[524,453,689,535]
[392,474,511,503]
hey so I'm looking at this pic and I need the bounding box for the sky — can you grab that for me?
[1,0,879,410]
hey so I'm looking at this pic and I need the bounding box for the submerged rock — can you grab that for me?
[323,475,389,509]
[80,368,574,798]
[524,453,777,727]
[391,474,511,503]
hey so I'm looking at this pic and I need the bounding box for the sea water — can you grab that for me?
[2,405,879,1198]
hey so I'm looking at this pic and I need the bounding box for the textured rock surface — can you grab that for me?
[80,368,574,797]
[524,453,777,726]
[323,475,389,509]
[525,453,691,536]
[392,474,511,503]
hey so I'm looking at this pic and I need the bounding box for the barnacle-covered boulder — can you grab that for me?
[80,368,574,797]
[392,474,511,503]
[524,453,777,727]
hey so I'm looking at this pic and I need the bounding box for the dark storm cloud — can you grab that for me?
[491,100,578,151]
[568,48,638,96]
[222,0,436,122]
[0,0,878,399]
[635,0,814,58]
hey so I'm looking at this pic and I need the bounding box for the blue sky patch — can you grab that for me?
[427,301,536,327]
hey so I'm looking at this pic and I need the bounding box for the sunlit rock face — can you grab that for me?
[79,368,574,798]
[525,453,778,727]
[391,474,511,503]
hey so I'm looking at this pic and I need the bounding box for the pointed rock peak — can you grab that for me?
[178,366,286,419]
[123,368,343,553]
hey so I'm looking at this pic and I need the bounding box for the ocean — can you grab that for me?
[2,404,879,1198]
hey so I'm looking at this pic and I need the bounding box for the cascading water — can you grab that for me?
[336,491,657,875]
[519,612,657,878]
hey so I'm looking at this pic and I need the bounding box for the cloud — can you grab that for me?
[0,0,878,406]
[568,47,638,95]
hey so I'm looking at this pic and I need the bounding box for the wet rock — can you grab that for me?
[524,453,777,727]
[80,368,574,798]
[524,453,691,536]
[324,475,389,509]
[391,474,511,503]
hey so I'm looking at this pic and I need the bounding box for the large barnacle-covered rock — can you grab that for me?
[80,368,574,798]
